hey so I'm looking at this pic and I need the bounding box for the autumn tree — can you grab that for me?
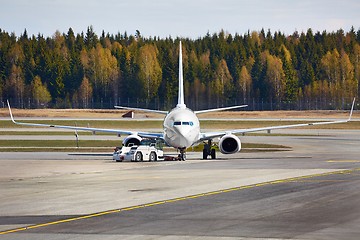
[137,44,162,106]
[339,50,356,103]
[354,44,360,98]
[32,75,51,107]
[321,49,340,83]
[81,43,119,102]
[212,59,233,106]
[5,65,25,107]
[321,49,355,105]
[78,76,93,108]
[265,52,285,103]
[238,66,252,103]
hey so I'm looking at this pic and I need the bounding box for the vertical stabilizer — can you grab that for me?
[177,41,186,109]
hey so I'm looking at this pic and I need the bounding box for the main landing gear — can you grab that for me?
[203,140,216,159]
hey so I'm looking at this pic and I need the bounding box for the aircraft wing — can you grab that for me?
[7,101,163,139]
[199,98,355,140]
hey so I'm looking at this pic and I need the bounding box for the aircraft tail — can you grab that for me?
[177,41,186,109]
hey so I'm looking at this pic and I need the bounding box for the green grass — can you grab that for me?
[0,120,163,129]
[0,140,121,148]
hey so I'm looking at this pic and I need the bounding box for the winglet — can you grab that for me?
[7,100,16,124]
[348,98,355,121]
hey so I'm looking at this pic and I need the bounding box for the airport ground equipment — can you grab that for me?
[114,139,164,162]
[113,145,134,162]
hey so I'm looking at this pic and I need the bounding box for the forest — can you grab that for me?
[0,26,360,110]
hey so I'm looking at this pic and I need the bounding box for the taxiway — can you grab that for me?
[0,129,360,239]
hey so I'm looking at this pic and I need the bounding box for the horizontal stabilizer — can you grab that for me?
[114,106,168,115]
[195,105,248,114]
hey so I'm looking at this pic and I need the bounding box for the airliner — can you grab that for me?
[7,41,355,160]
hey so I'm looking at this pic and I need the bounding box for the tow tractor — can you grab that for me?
[113,139,164,162]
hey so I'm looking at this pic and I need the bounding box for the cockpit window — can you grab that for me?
[174,121,194,126]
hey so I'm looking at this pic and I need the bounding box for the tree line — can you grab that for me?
[1,26,359,110]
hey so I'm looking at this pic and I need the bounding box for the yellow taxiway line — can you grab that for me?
[327,160,360,163]
[1,168,359,235]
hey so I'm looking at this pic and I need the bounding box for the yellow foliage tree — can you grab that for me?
[81,43,119,100]
[6,64,25,106]
[238,66,252,103]
[213,59,232,106]
[265,53,285,102]
[32,76,51,107]
[137,44,162,105]
[78,76,93,108]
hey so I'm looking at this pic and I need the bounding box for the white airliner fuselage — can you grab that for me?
[163,106,200,149]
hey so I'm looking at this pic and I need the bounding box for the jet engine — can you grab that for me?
[219,134,241,154]
[123,134,142,147]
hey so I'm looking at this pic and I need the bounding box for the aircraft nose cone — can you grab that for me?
[175,126,192,138]
[176,127,187,137]
[174,127,196,147]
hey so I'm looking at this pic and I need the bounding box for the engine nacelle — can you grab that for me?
[219,134,241,154]
[123,134,142,147]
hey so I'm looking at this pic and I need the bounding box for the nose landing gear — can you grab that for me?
[178,148,186,161]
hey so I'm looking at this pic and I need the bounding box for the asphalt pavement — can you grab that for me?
[0,129,360,239]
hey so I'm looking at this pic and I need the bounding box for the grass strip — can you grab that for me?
[0,140,121,148]
[0,120,163,129]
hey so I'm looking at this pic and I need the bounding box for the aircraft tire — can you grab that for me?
[203,149,208,159]
[211,149,216,159]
